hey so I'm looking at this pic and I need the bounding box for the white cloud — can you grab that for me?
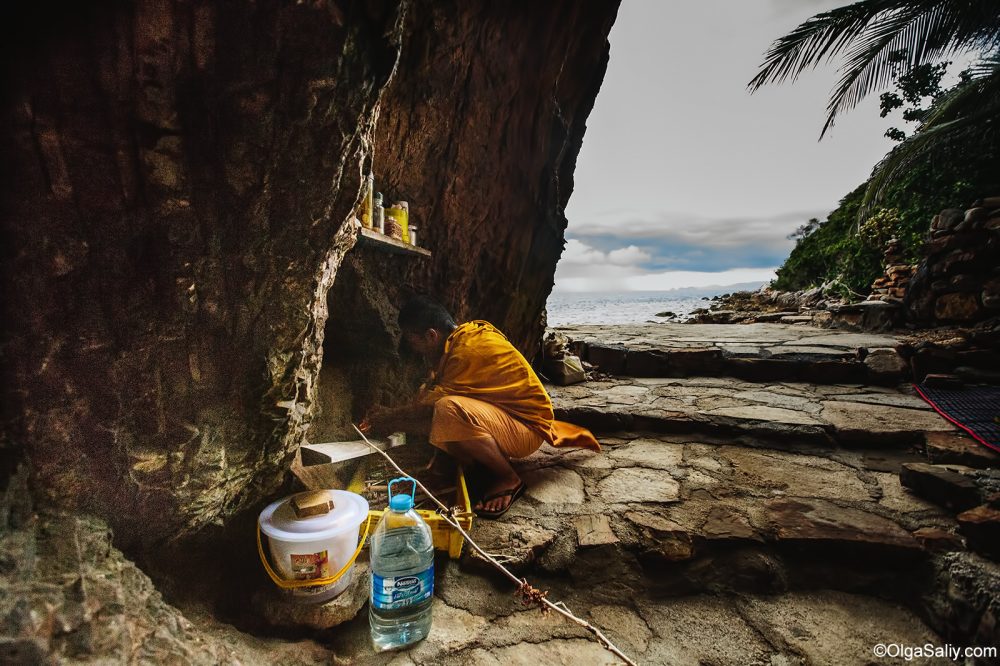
[560,238,608,264]
[554,239,651,285]
[569,209,822,249]
[554,267,778,293]
[607,245,652,265]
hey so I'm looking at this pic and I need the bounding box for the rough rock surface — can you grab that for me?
[3,0,404,545]
[3,0,620,548]
[554,322,906,384]
[0,506,327,665]
[549,375,954,447]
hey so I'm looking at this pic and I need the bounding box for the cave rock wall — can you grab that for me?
[3,0,619,546]
[3,0,404,545]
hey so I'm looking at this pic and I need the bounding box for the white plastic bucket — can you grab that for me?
[258,489,369,603]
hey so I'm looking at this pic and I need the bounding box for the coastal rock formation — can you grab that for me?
[906,198,1000,326]
[2,0,619,548]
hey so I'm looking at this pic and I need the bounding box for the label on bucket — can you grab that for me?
[371,564,434,610]
[290,550,330,580]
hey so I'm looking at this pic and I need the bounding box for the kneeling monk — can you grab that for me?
[367,296,599,518]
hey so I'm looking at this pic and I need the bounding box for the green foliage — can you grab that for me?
[759,0,1000,296]
[774,131,999,296]
[773,184,882,295]
[878,57,953,141]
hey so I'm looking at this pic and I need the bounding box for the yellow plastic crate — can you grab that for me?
[354,464,473,559]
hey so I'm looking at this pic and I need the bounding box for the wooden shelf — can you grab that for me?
[356,227,431,257]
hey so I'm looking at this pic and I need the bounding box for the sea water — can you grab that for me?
[546,291,710,325]
[369,514,435,651]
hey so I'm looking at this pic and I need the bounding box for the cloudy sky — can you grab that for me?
[555,0,899,292]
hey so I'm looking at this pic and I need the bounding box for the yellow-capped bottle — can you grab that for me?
[361,174,374,229]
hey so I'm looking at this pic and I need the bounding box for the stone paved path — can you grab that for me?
[549,323,909,385]
[553,322,899,358]
[318,433,953,665]
[549,376,956,447]
[308,323,987,664]
[274,323,992,664]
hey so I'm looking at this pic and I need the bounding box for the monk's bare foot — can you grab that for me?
[474,475,525,516]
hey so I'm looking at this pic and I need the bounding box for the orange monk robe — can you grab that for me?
[417,321,600,452]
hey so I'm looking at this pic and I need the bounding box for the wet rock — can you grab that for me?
[251,563,369,630]
[899,463,982,512]
[957,505,1000,559]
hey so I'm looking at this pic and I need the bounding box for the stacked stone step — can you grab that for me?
[906,197,1000,324]
[867,237,914,303]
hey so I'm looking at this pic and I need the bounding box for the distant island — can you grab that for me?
[647,281,767,299]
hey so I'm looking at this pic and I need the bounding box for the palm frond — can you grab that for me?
[824,1,1000,134]
[748,0,901,91]
[859,56,1000,217]
[749,0,1000,135]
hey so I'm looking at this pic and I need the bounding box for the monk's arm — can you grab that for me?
[367,401,435,436]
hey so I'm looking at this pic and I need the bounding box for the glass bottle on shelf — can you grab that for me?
[374,192,384,234]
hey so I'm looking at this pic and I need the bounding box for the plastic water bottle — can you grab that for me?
[369,477,434,651]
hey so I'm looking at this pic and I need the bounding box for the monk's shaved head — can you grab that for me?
[398,296,457,335]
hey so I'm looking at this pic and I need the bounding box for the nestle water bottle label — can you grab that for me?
[371,565,434,610]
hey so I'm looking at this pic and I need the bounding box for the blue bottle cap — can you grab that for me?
[389,494,413,512]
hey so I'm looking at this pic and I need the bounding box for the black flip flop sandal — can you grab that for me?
[474,481,526,519]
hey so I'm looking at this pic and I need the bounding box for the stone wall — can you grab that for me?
[905,198,1000,326]
[2,0,619,548]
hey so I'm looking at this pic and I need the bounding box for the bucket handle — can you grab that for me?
[257,513,373,590]
[388,476,416,506]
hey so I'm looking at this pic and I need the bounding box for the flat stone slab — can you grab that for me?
[552,323,907,384]
[574,514,619,547]
[520,466,585,505]
[764,497,920,551]
[597,467,681,503]
[553,322,897,357]
[550,376,955,447]
[820,400,955,436]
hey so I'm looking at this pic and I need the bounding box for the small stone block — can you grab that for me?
[291,490,335,518]
[957,504,1000,559]
[899,463,981,512]
[925,431,1000,469]
[575,514,619,548]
